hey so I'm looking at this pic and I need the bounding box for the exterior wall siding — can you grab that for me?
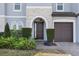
[52,3,72,12]
[6,18,26,28]
[71,3,78,14]
[5,3,26,16]
[0,17,6,32]
[0,3,5,15]
[0,3,79,16]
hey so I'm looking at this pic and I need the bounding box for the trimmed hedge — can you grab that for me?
[47,29,55,42]
[22,28,32,38]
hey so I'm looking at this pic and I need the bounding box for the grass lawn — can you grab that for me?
[0,49,70,56]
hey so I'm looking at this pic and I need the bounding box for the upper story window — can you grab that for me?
[56,3,64,11]
[13,3,21,12]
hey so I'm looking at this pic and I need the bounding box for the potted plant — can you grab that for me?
[44,29,56,46]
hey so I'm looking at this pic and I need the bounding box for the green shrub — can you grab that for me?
[47,29,55,42]
[0,36,16,48]
[0,32,4,37]
[6,36,17,48]
[0,37,5,48]
[4,23,11,37]
[13,37,26,49]
[0,37,9,48]
[27,39,36,49]
[22,28,32,38]
[0,36,36,50]
[13,38,36,50]
[11,30,22,38]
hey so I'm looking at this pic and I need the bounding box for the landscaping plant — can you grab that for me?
[4,23,11,37]
[13,37,36,50]
[0,23,36,49]
[44,29,55,46]
[22,28,32,38]
[0,36,36,50]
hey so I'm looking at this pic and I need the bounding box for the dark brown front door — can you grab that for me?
[36,22,44,39]
[54,22,73,42]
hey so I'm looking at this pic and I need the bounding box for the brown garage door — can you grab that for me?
[54,22,73,42]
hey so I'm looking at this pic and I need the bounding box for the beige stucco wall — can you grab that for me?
[0,17,6,32]
[26,6,53,29]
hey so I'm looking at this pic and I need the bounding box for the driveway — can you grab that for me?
[36,42,79,56]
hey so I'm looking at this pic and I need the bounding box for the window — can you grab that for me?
[13,24,17,30]
[56,3,64,11]
[10,21,23,30]
[13,3,21,11]
[18,24,22,30]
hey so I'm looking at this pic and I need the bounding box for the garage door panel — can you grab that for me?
[54,22,73,42]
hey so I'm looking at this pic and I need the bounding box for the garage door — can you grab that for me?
[54,22,73,42]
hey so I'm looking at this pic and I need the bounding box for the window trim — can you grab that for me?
[10,21,17,30]
[56,3,64,12]
[10,21,24,30]
[13,3,22,12]
[17,22,23,30]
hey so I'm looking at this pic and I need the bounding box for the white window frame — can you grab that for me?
[56,3,64,12]
[13,3,22,12]
[10,21,18,30]
[10,21,23,30]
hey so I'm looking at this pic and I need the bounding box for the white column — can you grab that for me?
[32,23,34,38]
[44,23,47,41]
[35,23,36,38]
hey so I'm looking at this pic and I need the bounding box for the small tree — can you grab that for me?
[4,23,11,37]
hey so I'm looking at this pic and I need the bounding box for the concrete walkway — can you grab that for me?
[36,42,79,56]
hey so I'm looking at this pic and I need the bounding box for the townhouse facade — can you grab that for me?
[0,3,79,43]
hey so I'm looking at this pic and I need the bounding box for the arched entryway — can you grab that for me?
[32,17,46,40]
